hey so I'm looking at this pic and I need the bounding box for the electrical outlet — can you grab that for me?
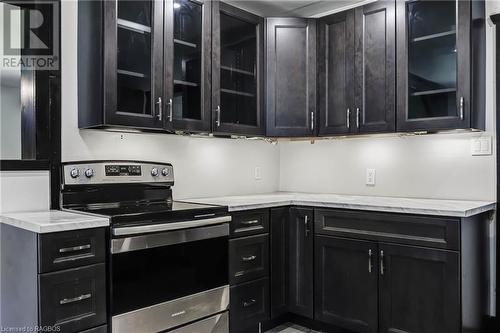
[366,168,376,186]
[254,167,262,180]
[471,136,492,156]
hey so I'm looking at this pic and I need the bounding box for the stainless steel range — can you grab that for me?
[61,161,230,333]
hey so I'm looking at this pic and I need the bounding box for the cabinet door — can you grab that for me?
[212,1,265,136]
[270,207,289,318]
[318,10,355,136]
[396,0,471,131]
[315,236,378,333]
[288,207,314,318]
[164,0,212,132]
[266,18,317,137]
[104,0,164,129]
[354,1,395,134]
[379,243,460,333]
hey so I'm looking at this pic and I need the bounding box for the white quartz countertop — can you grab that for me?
[0,210,110,233]
[180,192,496,218]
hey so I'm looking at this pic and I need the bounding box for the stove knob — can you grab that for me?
[151,168,159,177]
[84,168,94,178]
[70,168,80,179]
[161,168,170,176]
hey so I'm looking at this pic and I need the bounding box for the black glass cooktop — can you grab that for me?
[67,200,228,226]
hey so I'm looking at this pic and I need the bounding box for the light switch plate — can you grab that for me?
[366,168,376,186]
[471,136,492,156]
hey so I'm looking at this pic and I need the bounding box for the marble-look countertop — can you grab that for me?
[0,210,110,233]
[181,192,496,218]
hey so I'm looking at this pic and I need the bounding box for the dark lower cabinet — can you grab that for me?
[230,278,270,333]
[379,243,460,333]
[0,225,107,333]
[270,207,289,318]
[315,236,378,333]
[266,18,317,137]
[288,208,314,319]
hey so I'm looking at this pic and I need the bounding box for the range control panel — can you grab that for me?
[63,161,174,186]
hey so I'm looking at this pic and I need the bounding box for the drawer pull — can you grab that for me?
[59,244,91,253]
[380,250,385,276]
[243,299,257,308]
[59,293,92,305]
[368,249,372,274]
[240,219,260,226]
[241,255,257,262]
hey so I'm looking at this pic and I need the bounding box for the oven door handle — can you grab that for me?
[111,220,230,254]
[112,216,232,236]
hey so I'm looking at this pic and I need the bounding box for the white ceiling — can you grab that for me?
[223,0,370,18]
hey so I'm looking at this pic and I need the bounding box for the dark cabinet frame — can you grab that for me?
[164,0,212,133]
[266,18,317,137]
[79,0,165,130]
[396,0,486,132]
[317,10,355,136]
[354,1,396,134]
[318,1,396,136]
[212,1,265,136]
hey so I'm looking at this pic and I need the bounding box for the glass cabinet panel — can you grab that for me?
[220,13,257,126]
[173,0,203,121]
[407,0,457,119]
[116,0,153,115]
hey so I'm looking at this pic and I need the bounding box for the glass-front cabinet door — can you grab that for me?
[164,0,211,133]
[104,0,164,129]
[212,2,264,136]
[396,0,471,131]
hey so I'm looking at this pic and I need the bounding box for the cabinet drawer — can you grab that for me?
[231,209,269,237]
[315,209,459,250]
[230,278,270,333]
[230,234,269,284]
[38,228,106,273]
[39,264,106,333]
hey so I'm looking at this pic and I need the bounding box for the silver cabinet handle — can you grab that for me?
[167,98,173,122]
[310,112,315,131]
[156,97,163,121]
[60,293,92,305]
[59,244,91,253]
[242,255,257,262]
[241,219,260,226]
[347,108,351,129]
[243,299,257,308]
[368,249,372,273]
[216,105,221,127]
[356,107,360,129]
[459,96,464,120]
[380,250,385,275]
[304,215,310,237]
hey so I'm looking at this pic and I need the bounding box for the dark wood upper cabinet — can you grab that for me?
[288,207,314,319]
[164,0,212,133]
[354,1,396,134]
[78,0,165,130]
[266,18,317,137]
[315,236,378,333]
[379,243,460,333]
[212,1,265,136]
[396,0,486,132]
[318,10,355,136]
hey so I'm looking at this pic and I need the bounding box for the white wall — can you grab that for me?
[0,171,50,214]
[61,1,280,200]
[279,2,500,202]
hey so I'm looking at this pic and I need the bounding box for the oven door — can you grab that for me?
[110,217,230,333]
